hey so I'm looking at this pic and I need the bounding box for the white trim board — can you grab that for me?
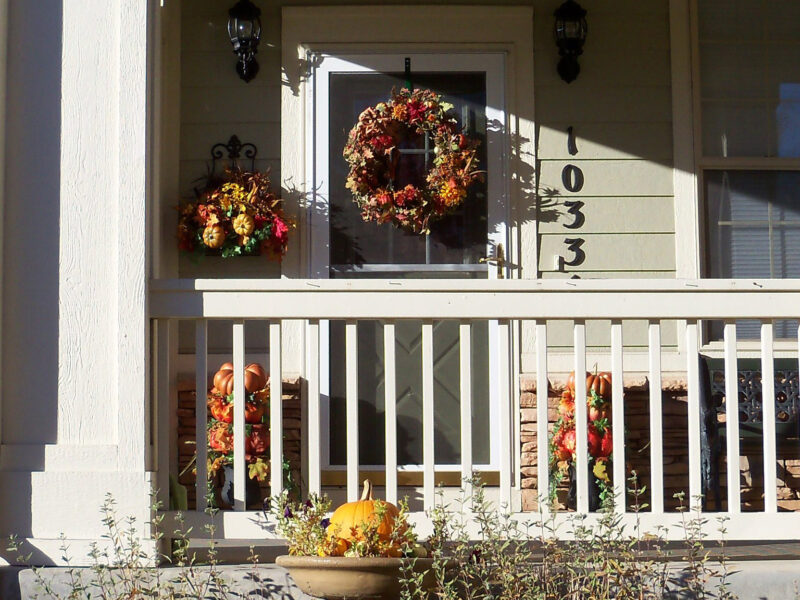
[0,0,8,452]
[669,0,699,280]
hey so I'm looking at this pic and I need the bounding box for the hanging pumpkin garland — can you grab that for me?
[343,88,483,234]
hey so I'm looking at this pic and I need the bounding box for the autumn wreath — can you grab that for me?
[343,88,483,234]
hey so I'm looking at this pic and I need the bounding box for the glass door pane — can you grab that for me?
[328,71,489,272]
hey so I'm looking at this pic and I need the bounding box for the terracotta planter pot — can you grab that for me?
[276,555,435,600]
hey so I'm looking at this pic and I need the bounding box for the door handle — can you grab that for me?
[479,243,506,279]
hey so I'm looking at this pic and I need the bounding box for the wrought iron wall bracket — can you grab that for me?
[210,134,258,175]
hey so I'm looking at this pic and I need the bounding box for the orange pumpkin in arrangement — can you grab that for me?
[202,224,226,249]
[212,362,268,395]
[326,480,404,556]
[566,369,612,401]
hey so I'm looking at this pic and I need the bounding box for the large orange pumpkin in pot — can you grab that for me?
[327,480,403,551]
[213,362,268,395]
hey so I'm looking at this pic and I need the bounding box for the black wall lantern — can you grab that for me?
[227,0,262,83]
[554,0,588,84]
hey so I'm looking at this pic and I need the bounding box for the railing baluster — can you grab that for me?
[723,322,740,513]
[422,321,435,510]
[156,320,171,509]
[648,321,664,514]
[384,322,398,505]
[195,320,208,511]
[345,320,359,502]
[270,321,283,498]
[308,320,321,496]
[535,323,549,513]
[611,321,625,514]
[686,320,701,511]
[232,321,246,511]
[459,322,473,498]
[761,321,777,513]
[574,321,589,513]
[498,320,512,509]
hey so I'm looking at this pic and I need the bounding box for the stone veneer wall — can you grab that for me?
[520,377,800,513]
[177,377,302,509]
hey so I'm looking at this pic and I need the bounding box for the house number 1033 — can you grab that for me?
[558,126,586,273]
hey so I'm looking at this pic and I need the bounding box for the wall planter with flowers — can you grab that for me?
[343,88,483,234]
[178,135,292,260]
[550,370,614,511]
[273,480,435,600]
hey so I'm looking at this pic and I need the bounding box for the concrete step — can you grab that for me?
[2,559,799,599]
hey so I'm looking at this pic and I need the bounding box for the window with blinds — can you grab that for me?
[697,1,800,338]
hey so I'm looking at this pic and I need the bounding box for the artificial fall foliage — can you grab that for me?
[178,168,292,259]
[206,361,271,482]
[343,88,483,234]
[551,370,615,485]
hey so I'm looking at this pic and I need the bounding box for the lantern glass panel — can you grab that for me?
[563,21,581,38]
[237,20,253,40]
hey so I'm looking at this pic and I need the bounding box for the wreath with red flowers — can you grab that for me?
[343,88,483,234]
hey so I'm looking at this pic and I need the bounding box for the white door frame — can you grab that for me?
[309,51,508,472]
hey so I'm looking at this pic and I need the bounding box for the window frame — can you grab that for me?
[690,0,800,279]
[688,0,800,347]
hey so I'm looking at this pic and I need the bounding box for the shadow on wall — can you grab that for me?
[0,0,63,551]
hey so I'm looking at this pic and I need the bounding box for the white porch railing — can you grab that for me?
[150,279,800,542]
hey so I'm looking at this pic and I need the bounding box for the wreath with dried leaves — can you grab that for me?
[343,88,483,234]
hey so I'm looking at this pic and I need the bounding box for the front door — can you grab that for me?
[310,53,508,475]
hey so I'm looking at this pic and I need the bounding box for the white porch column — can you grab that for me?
[0,0,152,564]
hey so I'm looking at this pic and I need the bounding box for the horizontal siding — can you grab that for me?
[538,234,676,272]
[538,160,674,197]
[538,197,675,234]
[537,123,673,161]
[181,86,282,125]
[538,319,678,350]
[533,0,675,296]
[180,123,281,160]
[535,87,673,124]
